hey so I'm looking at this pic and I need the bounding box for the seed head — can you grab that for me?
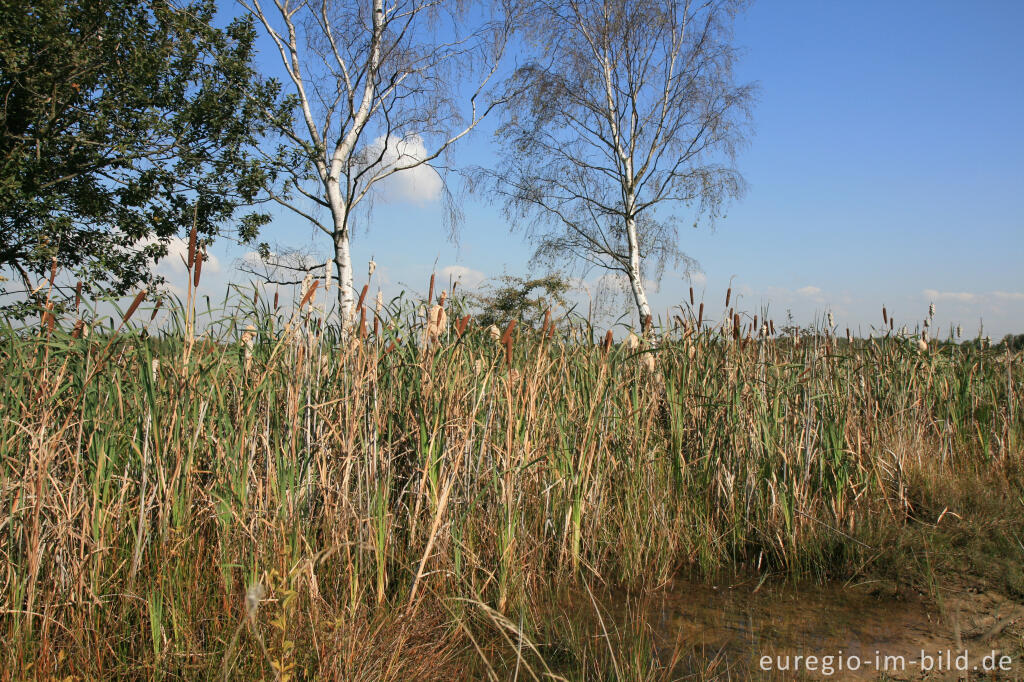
[625,332,640,351]
[928,302,935,319]
[368,260,377,278]
[827,311,834,328]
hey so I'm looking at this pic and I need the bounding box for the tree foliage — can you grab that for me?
[0,0,280,313]
[469,273,572,328]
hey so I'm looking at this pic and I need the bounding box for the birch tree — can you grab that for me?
[481,0,754,324]
[243,0,513,322]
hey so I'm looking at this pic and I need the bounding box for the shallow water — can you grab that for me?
[592,577,1022,679]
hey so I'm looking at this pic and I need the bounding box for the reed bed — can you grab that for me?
[1,280,1022,679]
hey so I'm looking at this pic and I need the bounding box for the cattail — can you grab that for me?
[928,302,935,319]
[501,320,517,346]
[149,298,163,321]
[75,281,82,311]
[368,260,376,278]
[689,286,694,306]
[488,324,502,343]
[882,306,888,325]
[438,290,447,307]
[374,291,383,336]
[725,287,731,307]
[541,308,552,337]
[640,351,656,374]
[956,324,962,339]
[923,317,930,328]
[504,335,514,367]
[384,341,396,355]
[41,303,55,334]
[424,304,447,343]
[827,311,834,328]
[359,306,367,338]
[187,224,198,269]
[193,250,203,288]
[752,315,758,331]
[356,283,369,310]
[122,289,147,325]
[917,337,928,352]
[456,314,470,338]
[49,257,57,287]
[846,327,852,344]
[625,332,640,351]
[274,290,279,310]
[697,303,704,329]
[427,273,435,306]
[733,314,741,340]
[769,319,776,335]
[71,319,85,339]
[602,329,613,353]
[889,317,894,331]
[298,279,320,309]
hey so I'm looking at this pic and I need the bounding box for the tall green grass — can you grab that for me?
[1,283,1021,678]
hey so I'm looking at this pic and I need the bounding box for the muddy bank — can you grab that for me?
[567,578,1024,679]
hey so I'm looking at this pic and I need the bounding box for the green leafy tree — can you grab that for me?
[0,0,281,314]
[470,273,572,328]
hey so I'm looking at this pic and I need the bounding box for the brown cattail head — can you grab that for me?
[689,286,695,306]
[882,306,888,325]
[725,287,732,308]
[889,317,894,331]
[359,305,367,338]
[770,319,776,335]
[74,281,82,311]
[753,315,758,331]
[602,329,613,354]
[49,257,57,287]
[42,302,55,333]
[71,319,85,339]
[193,250,203,288]
[697,302,704,329]
[733,313,741,340]
[427,273,435,306]
[149,298,163,321]
[456,314,470,338]
[253,288,259,306]
[438,290,447,307]
[273,290,279,309]
[122,289,147,325]
[187,224,198,269]
[356,283,369,310]
[542,308,552,336]
[384,341,396,355]
[504,335,513,368]
[298,279,320,309]
[501,319,517,346]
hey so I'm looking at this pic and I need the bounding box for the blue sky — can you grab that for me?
[192,0,1024,338]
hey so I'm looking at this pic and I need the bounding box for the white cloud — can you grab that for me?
[795,285,825,302]
[439,265,485,289]
[992,291,1024,301]
[361,134,443,204]
[922,289,976,302]
[688,271,708,286]
[922,289,1024,303]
